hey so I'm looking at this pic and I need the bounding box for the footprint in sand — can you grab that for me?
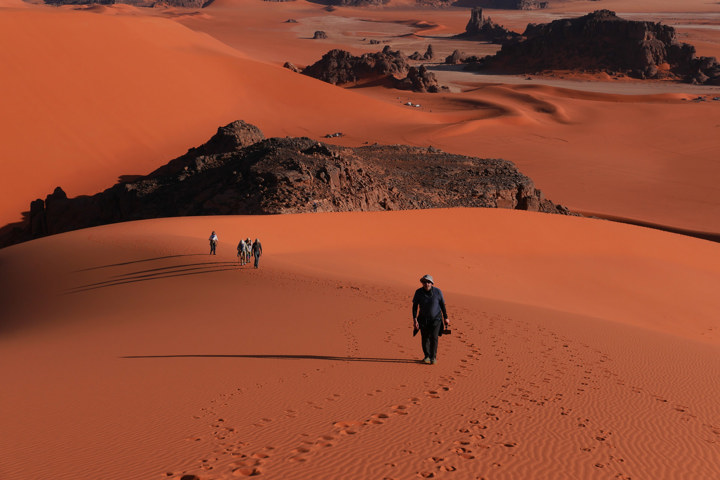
[231,464,263,477]
[370,413,390,423]
[391,405,409,415]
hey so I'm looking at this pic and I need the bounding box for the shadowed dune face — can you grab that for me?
[1,210,719,479]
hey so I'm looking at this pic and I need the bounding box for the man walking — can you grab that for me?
[412,274,450,365]
[209,231,219,255]
[252,238,263,269]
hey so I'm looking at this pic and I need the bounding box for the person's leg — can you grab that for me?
[254,254,260,268]
[420,322,431,361]
[428,319,442,363]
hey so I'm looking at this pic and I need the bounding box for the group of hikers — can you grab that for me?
[208,231,263,269]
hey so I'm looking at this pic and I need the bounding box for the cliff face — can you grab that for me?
[485,10,720,84]
[2,120,572,247]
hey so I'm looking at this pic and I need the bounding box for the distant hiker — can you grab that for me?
[237,239,245,265]
[412,274,450,365]
[209,231,218,255]
[243,237,252,265]
[252,238,263,269]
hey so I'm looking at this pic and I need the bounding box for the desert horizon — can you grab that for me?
[1,0,719,478]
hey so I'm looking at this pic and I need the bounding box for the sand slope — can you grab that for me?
[1,209,719,480]
[0,5,423,226]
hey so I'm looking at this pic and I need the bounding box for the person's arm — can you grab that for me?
[412,292,420,329]
[439,290,449,326]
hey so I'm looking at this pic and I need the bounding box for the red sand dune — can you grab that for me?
[1,209,719,480]
[2,0,720,236]
[0,5,422,226]
[2,2,720,478]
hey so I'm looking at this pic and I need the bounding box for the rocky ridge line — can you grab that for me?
[1,120,572,247]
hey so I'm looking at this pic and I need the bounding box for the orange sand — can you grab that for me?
[1,0,720,233]
[2,1,720,478]
[1,209,719,479]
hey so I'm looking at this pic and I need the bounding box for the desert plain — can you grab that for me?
[1,0,720,479]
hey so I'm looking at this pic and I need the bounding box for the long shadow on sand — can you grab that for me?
[67,260,243,294]
[74,254,209,272]
[121,354,421,364]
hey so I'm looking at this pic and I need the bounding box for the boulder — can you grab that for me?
[409,45,434,61]
[283,62,300,73]
[396,65,445,93]
[445,50,467,64]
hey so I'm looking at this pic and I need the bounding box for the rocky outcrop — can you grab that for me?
[313,0,388,5]
[445,50,483,65]
[283,62,300,73]
[1,121,572,247]
[313,31,328,39]
[409,45,434,61]
[302,47,447,92]
[483,10,720,84]
[453,0,547,9]
[454,7,521,44]
[44,0,212,7]
[302,47,409,85]
[396,66,444,93]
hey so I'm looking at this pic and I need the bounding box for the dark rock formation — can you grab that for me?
[455,7,520,44]
[302,48,407,84]
[313,31,328,39]
[44,0,212,7]
[445,50,468,64]
[453,0,547,9]
[284,19,299,23]
[313,0,388,5]
[302,47,448,92]
[1,121,572,247]
[409,44,434,61]
[283,62,300,73]
[483,10,720,84]
[396,65,445,93]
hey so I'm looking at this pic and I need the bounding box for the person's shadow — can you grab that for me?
[122,354,421,364]
[67,254,242,294]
